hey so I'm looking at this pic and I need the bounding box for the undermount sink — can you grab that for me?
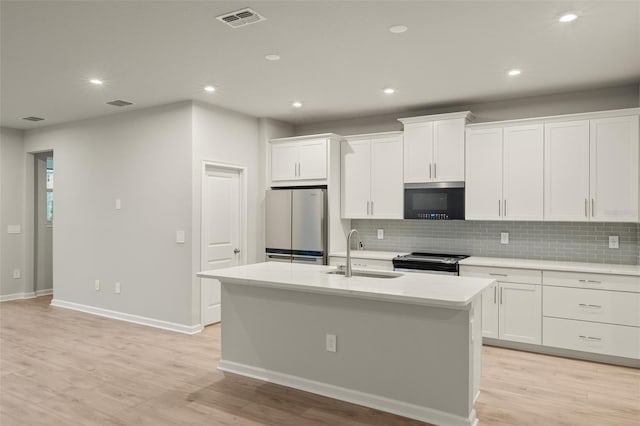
[324,269,403,279]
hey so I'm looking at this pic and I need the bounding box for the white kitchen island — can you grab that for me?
[197,262,493,426]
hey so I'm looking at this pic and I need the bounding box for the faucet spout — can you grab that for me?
[346,229,359,278]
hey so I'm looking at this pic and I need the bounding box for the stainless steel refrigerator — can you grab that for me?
[265,188,327,265]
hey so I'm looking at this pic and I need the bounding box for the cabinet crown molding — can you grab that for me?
[466,107,640,130]
[343,131,403,141]
[398,111,474,125]
[271,133,341,144]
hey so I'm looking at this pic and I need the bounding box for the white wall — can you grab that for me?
[0,127,25,297]
[295,84,640,136]
[190,101,263,325]
[23,102,195,326]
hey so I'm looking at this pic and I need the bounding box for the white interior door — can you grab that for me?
[202,166,242,326]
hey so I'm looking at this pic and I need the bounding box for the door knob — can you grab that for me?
[233,248,240,254]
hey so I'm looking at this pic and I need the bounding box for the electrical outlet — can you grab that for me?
[609,235,619,249]
[115,282,121,294]
[12,269,21,279]
[115,198,121,210]
[500,232,509,244]
[95,280,100,291]
[377,229,384,240]
[325,334,337,352]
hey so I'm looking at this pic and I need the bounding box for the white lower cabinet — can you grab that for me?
[460,266,542,344]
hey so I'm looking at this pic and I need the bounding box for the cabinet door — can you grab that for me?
[341,140,371,218]
[433,118,466,182]
[403,122,433,183]
[271,143,299,181]
[499,283,542,344]
[370,136,403,219]
[298,139,328,180]
[465,127,503,220]
[590,115,639,222]
[503,124,544,220]
[544,120,590,221]
[481,282,499,339]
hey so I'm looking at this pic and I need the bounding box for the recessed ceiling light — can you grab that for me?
[507,69,522,77]
[559,13,578,23]
[204,85,216,93]
[389,25,408,34]
[265,54,280,61]
[89,78,103,85]
[383,88,395,94]
[292,101,303,108]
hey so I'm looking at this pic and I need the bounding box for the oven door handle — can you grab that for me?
[393,267,457,276]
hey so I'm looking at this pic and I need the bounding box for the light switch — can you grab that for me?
[115,282,121,294]
[115,199,122,210]
[176,230,185,244]
[13,269,21,279]
[500,232,509,244]
[7,225,21,234]
[377,229,384,240]
[609,236,619,249]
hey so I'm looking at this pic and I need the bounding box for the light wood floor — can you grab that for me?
[1,296,638,425]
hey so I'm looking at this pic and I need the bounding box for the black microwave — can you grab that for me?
[404,182,465,220]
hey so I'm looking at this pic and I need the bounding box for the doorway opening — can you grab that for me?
[200,162,247,326]
[33,151,54,298]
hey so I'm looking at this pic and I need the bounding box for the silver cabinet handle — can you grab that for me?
[579,303,602,309]
[233,248,240,254]
[366,201,370,215]
[493,286,497,304]
[490,273,508,277]
[499,287,503,304]
[498,200,501,217]
[591,198,595,217]
[584,198,588,217]
[504,199,507,217]
[429,163,432,179]
[579,335,602,342]
[371,201,374,216]
[433,163,437,179]
[578,279,602,284]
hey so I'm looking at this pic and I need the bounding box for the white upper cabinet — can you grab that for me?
[465,124,543,221]
[399,112,473,183]
[341,132,403,219]
[503,125,544,220]
[589,115,639,222]
[465,127,503,220]
[271,137,328,183]
[544,120,590,221]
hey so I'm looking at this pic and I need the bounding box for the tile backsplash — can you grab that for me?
[353,220,640,265]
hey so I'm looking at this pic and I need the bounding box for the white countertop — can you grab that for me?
[198,262,493,309]
[328,250,408,261]
[459,257,640,277]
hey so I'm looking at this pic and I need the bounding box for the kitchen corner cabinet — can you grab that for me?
[465,124,543,221]
[460,266,542,345]
[545,115,639,222]
[341,132,403,219]
[271,137,327,183]
[399,112,473,183]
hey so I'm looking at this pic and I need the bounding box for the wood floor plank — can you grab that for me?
[1,296,638,425]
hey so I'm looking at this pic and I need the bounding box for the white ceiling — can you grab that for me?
[1,1,639,130]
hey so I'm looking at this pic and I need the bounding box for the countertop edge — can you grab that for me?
[459,257,640,276]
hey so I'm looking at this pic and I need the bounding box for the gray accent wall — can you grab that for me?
[353,220,640,265]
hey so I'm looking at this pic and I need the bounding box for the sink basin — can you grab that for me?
[324,269,402,279]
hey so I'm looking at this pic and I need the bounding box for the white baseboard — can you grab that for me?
[50,299,203,335]
[0,290,51,302]
[219,359,477,426]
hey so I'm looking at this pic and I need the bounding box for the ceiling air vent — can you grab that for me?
[22,116,45,122]
[106,100,133,107]
[216,8,266,28]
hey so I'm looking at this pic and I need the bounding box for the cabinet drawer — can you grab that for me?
[543,317,640,359]
[543,270,640,293]
[328,257,393,271]
[459,266,541,285]
[544,286,640,327]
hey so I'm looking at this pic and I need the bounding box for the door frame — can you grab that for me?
[200,160,248,323]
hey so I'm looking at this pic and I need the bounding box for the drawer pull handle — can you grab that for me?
[579,335,603,342]
[578,303,602,309]
[578,279,602,284]
[490,273,508,277]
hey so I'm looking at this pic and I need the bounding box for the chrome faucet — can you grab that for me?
[345,229,359,277]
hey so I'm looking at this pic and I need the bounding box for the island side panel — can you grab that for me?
[220,281,475,420]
